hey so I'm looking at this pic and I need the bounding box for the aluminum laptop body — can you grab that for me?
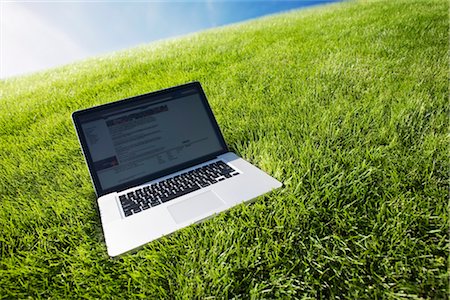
[72,82,281,256]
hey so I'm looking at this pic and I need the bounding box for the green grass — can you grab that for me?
[1,0,448,298]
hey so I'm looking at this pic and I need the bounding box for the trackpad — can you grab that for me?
[167,191,225,224]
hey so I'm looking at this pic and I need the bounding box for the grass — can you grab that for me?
[0,0,448,298]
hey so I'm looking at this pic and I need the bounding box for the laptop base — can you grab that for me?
[99,152,281,257]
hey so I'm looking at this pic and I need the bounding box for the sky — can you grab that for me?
[1,1,338,79]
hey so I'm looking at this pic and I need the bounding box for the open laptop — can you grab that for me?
[72,81,282,256]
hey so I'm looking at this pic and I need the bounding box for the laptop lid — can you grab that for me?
[72,82,228,197]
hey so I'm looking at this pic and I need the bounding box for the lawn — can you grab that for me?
[0,0,448,298]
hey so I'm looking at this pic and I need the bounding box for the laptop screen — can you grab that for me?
[73,82,227,196]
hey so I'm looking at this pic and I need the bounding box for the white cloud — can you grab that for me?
[1,2,88,79]
[206,0,218,27]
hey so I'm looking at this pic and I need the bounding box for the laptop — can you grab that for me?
[72,81,282,256]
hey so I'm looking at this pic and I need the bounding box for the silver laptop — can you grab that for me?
[72,82,282,256]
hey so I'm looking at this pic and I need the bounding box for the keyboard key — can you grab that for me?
[150,200,161,207]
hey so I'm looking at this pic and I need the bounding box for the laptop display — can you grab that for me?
[73,83,227,196]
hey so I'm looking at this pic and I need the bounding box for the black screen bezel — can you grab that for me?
[72,82,228,197]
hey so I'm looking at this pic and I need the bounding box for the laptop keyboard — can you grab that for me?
[118,160,240,217]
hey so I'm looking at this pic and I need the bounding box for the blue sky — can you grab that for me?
[1,1,338,79]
